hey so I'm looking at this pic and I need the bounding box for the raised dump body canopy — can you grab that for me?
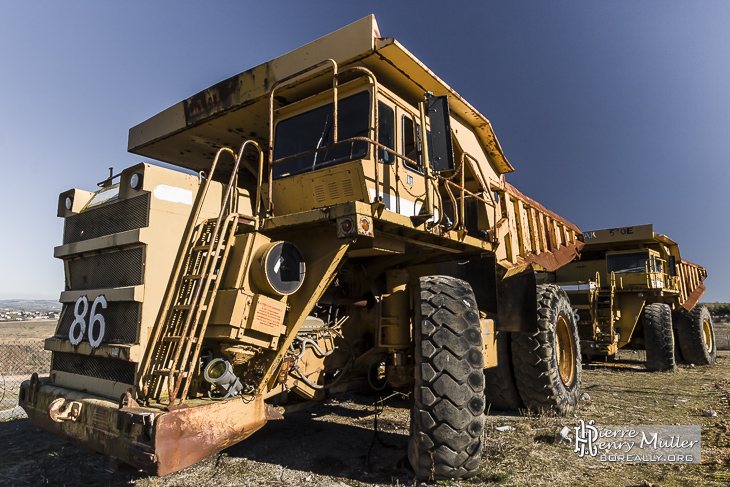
[128,15,513,176]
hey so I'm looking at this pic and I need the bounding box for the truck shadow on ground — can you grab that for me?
[0,391,417,486]
[224,409,412,482]
[222,392,414,483]
[0,417,146,487]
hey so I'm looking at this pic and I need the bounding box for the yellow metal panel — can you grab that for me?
[60,285,144,303]
[482,319,497,368]
[44,337,141,362]
[614,293,646,347]
[208,289,252,327]
[273,162,367,214]
[582,224,656,245]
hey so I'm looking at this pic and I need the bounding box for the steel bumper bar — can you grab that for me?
[18,376,269,476]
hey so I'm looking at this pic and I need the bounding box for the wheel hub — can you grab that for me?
[555,314,576,387]
[703,318,713,353]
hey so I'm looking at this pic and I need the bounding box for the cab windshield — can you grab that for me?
[606,252,650,274]
[273,91,370,179]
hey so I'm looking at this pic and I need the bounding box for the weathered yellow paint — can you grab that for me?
[614,293,646,348]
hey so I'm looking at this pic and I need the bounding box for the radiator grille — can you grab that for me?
[52,351,136,384]
[55,301,141,344]
[66,246,145,291]
[63,193,150,244]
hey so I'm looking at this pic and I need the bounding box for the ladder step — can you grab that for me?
[162,336,198,343]
[192,244,218,252]
[153,369,190,377]
[173,304,208,311]
[182,274,217,280]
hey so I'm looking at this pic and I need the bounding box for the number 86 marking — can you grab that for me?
[69,295,107,348]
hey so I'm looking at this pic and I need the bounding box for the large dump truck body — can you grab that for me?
[549,224,710,363]
[21,16,584,478]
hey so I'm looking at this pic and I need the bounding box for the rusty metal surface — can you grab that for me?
[19,378,268,476]
[153,394,267,476]
[683,283,707,312]
[525,241,584,272]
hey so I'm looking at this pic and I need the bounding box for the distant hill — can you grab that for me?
[0,300,61,312]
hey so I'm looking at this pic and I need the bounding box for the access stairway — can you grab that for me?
[138,142,263,406]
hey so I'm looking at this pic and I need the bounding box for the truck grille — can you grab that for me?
[55,301,141,344]
[63,193,150,244]
[66,246,145,291]
[52,352,136,384]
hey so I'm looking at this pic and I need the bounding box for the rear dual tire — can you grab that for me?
[676,305,716,365]
[511,284,581,416]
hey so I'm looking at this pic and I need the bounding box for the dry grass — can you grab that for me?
[0,320,728,486]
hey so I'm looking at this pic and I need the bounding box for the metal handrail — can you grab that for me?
[169,140,263,405]
[138,146,236,400]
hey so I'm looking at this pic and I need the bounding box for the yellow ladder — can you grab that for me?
[138,141,263,406]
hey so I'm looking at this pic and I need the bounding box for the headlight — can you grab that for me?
[251,241,306,296]
[65,196,73,210]
[359,217,371,233]
[340,217,354,235]
[129,173,143,190]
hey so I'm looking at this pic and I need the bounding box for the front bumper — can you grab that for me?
[19,376,270,476]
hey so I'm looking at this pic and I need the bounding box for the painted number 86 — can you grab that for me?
[69,295,107,348]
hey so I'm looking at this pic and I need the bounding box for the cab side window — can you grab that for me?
[378,101,395,163]
[402,115,419,167]
[401,114,432,173]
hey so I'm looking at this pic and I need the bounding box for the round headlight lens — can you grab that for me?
[130,173,143,190]
[65,196,73,210]
[360,217,371,233]
[340,218,354,234]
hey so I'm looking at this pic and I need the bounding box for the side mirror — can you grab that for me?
[426,94,455,172]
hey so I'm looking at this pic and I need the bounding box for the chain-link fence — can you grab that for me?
[0,340,50,420]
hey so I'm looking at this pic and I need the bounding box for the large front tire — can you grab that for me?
[676,305,716,365]
[511,284,581,415]
[643,303,676,371]
[409,276,485,481]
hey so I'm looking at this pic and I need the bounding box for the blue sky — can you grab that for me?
[1,1,728,302]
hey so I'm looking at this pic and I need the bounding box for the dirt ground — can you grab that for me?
[1,318,728,486]
[0,319,56,342]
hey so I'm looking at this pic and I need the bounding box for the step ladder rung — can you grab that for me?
[153,369,190,377]
[191,244,217,252]
[162,336,198,343]
[182,274,217,280]
[172,304,208,311]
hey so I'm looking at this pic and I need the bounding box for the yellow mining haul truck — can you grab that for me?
[20,16,585,480]
[546,224,714,371]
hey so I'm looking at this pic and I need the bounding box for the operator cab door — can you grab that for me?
[376,104,430,218]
